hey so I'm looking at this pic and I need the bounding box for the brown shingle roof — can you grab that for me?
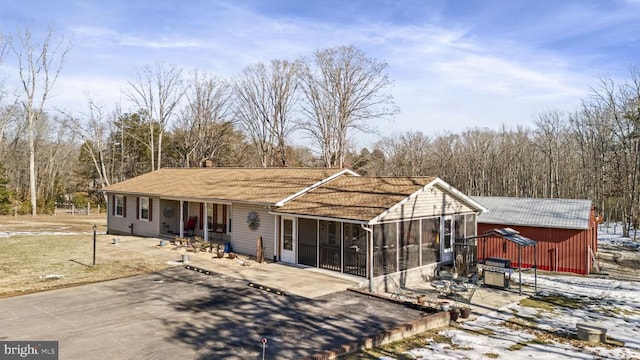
[104,168,348,204]
[274,176,437,221]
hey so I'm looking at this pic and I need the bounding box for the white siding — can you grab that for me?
[380,185,475,222]
[107,195,160,237]
[231,203,275,260]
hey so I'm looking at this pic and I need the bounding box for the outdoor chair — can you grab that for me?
[184,216,197,236]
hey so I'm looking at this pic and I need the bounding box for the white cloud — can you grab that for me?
[4,1,619,144]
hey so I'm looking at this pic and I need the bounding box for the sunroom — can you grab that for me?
[271,176,486,291]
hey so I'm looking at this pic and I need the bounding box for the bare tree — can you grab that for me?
[587,72,640,235]
[62,97,114,203]
[534,110,572,198]
[233,59,298,167]
[124,63,183,171]
[0,32,12,146]
[174,71,234,167]
[11,27,71,216]
[375,131,432,176]
[36,115,77,210]
[299,45,398,168]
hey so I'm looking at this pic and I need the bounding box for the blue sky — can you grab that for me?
[1,0,640,147]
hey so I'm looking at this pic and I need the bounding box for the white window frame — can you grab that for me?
[140,197,150,221]
[115,195,124,217]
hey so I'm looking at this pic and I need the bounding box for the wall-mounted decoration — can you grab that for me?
[247,211,260,231]
[163,205,175,219]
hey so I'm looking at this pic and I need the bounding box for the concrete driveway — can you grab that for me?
[0,267,423,359]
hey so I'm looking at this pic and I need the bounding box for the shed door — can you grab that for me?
[281,217,296,264]
[441,217,453,263]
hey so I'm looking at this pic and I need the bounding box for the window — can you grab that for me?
[444,218,452,249]
[319,220,341,247]
[207,204,229,233]
[115,195,124,217]
[399,220,419,270]
[454,214,465,241]
[465,213,476,239]
[343,223,367,277]
[421,217,440,264]
[140,197,150,220]
[283,219,293,250]
[373,222,397,276]
[319,220,341,271]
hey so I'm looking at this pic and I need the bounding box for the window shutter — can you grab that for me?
[149,199,153,221]
[213,204,218,225]
[199,203,204,230]
[123,196,127,218]
[136,197,140,220]
[112,195,115,215]
[222,205,227,233]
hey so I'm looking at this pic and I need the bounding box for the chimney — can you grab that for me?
[201,160,214,168]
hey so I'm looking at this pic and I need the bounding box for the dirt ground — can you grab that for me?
[0,214,169,298]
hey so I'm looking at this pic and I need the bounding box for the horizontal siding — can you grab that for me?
[381,185,475,222]
[108,195,132,235]
[107,195,160,237]
[231,203,275,260]
[477,223,593,275]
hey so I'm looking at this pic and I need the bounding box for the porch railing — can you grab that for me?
[343,250,367,277]
[319,245,341,271]
[298,243,317,267]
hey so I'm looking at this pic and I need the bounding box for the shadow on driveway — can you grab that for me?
[0,267,424,360]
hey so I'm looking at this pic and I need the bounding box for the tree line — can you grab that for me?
[1,27,639,236]
[358,69,640,236]
[0,27,396,215]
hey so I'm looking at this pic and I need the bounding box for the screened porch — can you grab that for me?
[290,213,477,279]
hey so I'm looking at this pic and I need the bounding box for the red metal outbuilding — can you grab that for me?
[473,197,598,275]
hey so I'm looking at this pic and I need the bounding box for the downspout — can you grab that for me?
[203,203,209,243]
[271,208,278,262]
[179,200,184,238]
[361,224,374,293]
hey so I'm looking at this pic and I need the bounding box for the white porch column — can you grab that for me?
[340,222,344,273]
[361,224,374,293]
[274,214,279,262]
[179,200,184,238]
[203,203,209,242]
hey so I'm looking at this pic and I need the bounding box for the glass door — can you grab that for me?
[441,217,453,263]
[280,217,296,264]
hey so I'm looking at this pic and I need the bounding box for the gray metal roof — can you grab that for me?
[481,227,537,246]
[473,196,592,230]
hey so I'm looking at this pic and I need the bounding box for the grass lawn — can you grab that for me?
[0,215,169,298]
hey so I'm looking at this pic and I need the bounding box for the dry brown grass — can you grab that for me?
[0,214,107,233]
[0,215,169,298]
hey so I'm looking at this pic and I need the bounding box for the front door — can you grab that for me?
[281,217,296,264]
[441,217,453,263]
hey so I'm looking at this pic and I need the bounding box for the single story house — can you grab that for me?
[104,167,486,291]
[473,196,597,275]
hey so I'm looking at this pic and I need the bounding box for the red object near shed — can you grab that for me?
[473,197,598,275]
